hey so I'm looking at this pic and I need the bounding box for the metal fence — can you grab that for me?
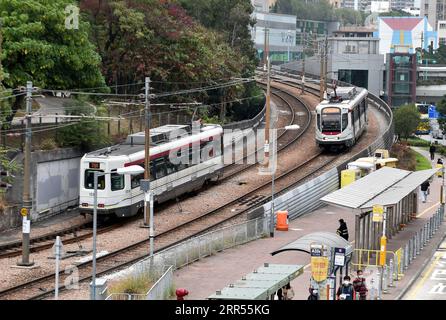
[104,217,268,300]
[400,206,444,274]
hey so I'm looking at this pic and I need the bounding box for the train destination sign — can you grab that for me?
[89,162,101,169]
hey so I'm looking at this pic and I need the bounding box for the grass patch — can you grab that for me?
[413,149,432,171]
[107,272,154,295]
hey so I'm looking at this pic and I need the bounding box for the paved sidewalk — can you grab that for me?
[173,148,446,300]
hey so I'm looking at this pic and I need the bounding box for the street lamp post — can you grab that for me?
[90,165,144,300]
[269,125,300,237]
[287,30,291,63]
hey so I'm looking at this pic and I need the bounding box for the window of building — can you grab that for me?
[440,37,446,45]
[440,23,446,30]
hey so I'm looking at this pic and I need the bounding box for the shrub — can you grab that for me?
[107,272,154,296]
[39,138,58,151]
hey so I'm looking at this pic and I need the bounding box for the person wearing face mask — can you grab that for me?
[337,276,355,300]
[353,270,368,300]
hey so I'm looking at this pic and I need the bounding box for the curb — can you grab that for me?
[394,224,446,300]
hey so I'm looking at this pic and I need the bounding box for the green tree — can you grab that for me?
[272,0,336,21]
[334,8,364,26]
[436,95,446,133]
[394,104,420,140]
[379,10,408,17]
[56,99,110,151]
[0,0,106,93]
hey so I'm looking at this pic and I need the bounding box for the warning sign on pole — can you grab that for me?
[22,217,30,234]
[20,208,28,217]
[372,205,384,222]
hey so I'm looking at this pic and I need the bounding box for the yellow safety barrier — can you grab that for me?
[351,248,403,280]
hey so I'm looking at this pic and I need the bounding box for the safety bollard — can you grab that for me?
[421,226,425,247]
[382,265,389,293]
[424,224,428,245]
[415,231,420,255]
[369,278,377,300]
[409,238,413,262]
[404,243,409,269]
[430,218,433,238]
[389,259,395,287]
[377,269,382,300]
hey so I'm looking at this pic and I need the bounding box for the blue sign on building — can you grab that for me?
[429,105,439,119]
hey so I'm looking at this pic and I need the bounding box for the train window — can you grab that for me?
[154,158,167,179]
[321,107,341,132]
[165,156,177,175]
[317,114,321,131]
[111,170,124,191]
[342,113,348,131]
[84,170,105,190]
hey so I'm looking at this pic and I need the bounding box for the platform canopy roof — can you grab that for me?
[208,264,304,300]
[320,167,438,211]
[270,232,353,256]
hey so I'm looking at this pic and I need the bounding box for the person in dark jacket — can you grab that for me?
[337,276,355,300]
[430,144,436,161]
[353,270,368,300]
[421,180,430,203]
[307,287,318,300]
[337,219,349,241]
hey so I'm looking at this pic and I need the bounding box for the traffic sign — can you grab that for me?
[334,247,346,267]
[20,208,28,217]
[310,244,323,257]
[372,205,384,222]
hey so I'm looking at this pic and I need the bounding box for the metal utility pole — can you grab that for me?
[264,27,268,69]
[324,36,329,97]
[319,39,325,101]
[18,81,34,267]
[265,56,271,167]
[301,31,306,95]
[143,77,151,227]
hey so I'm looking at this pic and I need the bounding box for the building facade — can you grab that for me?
[385,53,417,107]
[375,16,438,56]
[251,12,298,63]
[251,0,277,12]
[421,0,446,30]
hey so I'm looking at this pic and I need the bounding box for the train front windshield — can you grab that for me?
[321,107,341,132]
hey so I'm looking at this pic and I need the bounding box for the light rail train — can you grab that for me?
[79,124,223,218]
[315,87,368,150]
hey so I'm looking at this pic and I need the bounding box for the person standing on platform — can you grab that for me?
[337,219,349,241]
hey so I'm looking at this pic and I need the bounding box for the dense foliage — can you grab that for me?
[56,99,111,151]
[272,0,365,25]
[394,104,420,140]
[0,0,106,92]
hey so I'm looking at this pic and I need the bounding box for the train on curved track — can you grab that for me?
[79,124,223,218]
[315,86,368,150]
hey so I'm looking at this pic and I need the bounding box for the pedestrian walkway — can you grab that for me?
[172,147,446,300]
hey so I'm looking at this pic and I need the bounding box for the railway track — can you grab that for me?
[221,84,311,181]
[0,145,336,301]
[0,80,325,300]
[0,82,310,260]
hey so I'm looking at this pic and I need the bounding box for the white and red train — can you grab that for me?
[79,124,223,218]
[315,87,368,150]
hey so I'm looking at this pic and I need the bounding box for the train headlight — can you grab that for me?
[98,203,105,208]
[81,203,89,207]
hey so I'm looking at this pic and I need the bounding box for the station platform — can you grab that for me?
[173,147,446,300]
